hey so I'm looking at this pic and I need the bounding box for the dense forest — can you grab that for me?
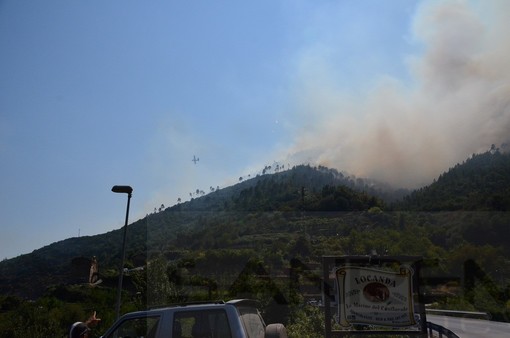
[396,149,510,211]
[0,150,509,337]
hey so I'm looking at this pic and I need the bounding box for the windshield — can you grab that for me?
[237,306,265,338]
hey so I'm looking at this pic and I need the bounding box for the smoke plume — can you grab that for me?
[285,0,510,188]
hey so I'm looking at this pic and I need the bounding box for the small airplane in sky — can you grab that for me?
[192,155,199,164]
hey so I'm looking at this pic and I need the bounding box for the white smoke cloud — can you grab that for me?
[284,0,510,188]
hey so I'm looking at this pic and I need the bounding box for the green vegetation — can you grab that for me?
[1,151,510,336]
[397,149,510,211]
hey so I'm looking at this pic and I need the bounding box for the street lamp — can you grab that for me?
[111,185,133,320]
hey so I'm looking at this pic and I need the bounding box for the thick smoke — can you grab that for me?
[285,0,510,188]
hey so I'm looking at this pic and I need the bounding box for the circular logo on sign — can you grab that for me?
[363,282,390,302]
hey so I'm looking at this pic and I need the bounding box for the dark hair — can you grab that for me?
[70,322,90,338]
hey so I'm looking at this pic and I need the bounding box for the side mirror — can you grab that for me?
[265,323,287,338]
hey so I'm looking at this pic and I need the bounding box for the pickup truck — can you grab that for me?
[100,299,287,338]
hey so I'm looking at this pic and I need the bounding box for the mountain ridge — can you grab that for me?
[1,150,509,299]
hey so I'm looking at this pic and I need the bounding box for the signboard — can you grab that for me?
[336,265,415,327]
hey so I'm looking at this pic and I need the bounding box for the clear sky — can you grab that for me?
[1,0,509,259]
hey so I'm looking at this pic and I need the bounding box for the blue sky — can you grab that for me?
[1,0,509,259]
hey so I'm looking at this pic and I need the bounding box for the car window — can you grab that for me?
[173,309,232,338]
[104,315,160,338]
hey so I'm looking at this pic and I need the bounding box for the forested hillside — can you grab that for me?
[397,149,510,211]
[0,165,384,298]
[1,154,509,336]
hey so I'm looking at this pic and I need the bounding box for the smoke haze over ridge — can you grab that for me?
[283,0,510,188]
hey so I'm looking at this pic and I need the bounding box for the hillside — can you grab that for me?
[0,165,385,298]
[1,154,510,334]
[2,155,510,299]
[396,149,510,211]
[175,164,406,212]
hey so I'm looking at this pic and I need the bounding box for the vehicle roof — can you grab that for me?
[118,299,260,318]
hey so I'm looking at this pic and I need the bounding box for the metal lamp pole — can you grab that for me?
[111,185,133,320]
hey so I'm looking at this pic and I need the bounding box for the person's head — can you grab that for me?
[70,322,90,338]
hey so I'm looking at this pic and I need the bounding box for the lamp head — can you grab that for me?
[111,185,133,194]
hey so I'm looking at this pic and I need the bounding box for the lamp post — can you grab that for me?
[111,185,133,320]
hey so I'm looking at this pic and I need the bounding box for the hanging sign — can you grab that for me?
[336,265,415,327]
